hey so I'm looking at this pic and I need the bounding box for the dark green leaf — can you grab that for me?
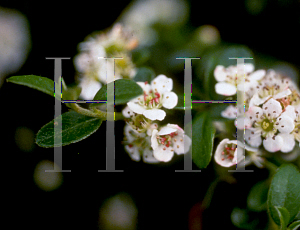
[268,164,300,226]
[192,112,215,168]
[36,111,102,147]
[247,180,269,212]
[92,79,143,106]
[275,206,290,230]
[288,220,300,230]
[7,75,55,97]
[133,67,156,83]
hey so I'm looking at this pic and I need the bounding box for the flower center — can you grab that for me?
[261,118,274,132]
[221,144,236,161]
[142,90,161,108]
[157,132,178,149]
[127,114,150,132]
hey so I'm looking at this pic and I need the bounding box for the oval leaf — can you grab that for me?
[92,79,143,106]
[36,111,102,147]
[7,75,55,97]
[275,206,290,230]
[192,112,215,168]
[268,164,300,226]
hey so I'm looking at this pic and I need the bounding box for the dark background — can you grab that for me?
[2,0,299,229]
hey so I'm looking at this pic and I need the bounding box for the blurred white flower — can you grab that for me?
[74,23,137,100]
[33,160,63,192]
[127,74,178,121]
[99,193,138,230]
[0,7,31,87]
[118,0,189,46]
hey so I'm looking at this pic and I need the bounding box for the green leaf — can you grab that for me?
[7,75,55,97]
[91,79,143,106]
[275,206,290,230]
[288,220,300,230]
[268,164,300,226]
[36,111,102,147]
[133,67,156,83]
[192,112,215,168]
[201,45,254,100]
[247,180,269,212]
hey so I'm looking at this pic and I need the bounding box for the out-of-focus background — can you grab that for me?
[1,0,300,229]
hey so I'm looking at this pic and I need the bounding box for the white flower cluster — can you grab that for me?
[122,74,192,163]
[74,23,138,100]
[214,63,300,167]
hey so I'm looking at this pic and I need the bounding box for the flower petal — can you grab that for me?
[263,135,283,152]
[262,98,282,119]
[151,74,173,94]
[125,145,141,161]
[215,82,237,96]
[221,105,237,119]
[162,92,178,109]
[143,108,166,121]
[79,78,102,100]
[245,129,262,147]
[122,106,134,118]
[248,93,271,107]
[273,88,292,100]
[158,126,177,135]
[277,133,295,153]
[214,65,227,81]
[153,146,174,162]
[143,149,160,163]
[127,102,146,114]
[151,129,159,150]
[248,69,266,81]
[275,115,295,133]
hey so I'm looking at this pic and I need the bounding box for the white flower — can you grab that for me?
[221,105,237,119]
[248,70,292,107]
[0,7,31,88]
[214,139,244,167]
[245,99,295,152]
[127,75,178,121]
[151,124,191,162]
[243,145,265,168]
[214,64,265,96]
[123,124,159,163]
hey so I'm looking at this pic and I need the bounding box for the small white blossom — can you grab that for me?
[221,105,237,119]
[214,63,265,96]
[74,23,138,99]
[214,139,244,167]
[123,124,159,163]
[151,124,191,162]
[127,75,178,121]
[245,99,295,152]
